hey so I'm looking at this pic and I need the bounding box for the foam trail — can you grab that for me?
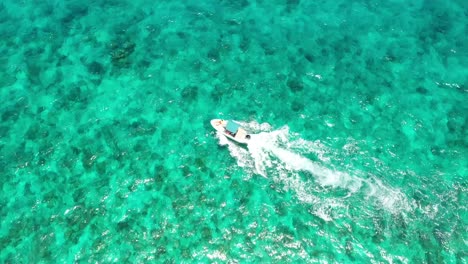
[216,121,411,215]
[268,145,363,192]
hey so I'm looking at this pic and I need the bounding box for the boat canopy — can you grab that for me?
[226,120,240,133]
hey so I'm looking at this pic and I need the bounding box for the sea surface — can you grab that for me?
[0,0,467,263]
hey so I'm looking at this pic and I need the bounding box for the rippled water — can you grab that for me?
[0,0,467,262]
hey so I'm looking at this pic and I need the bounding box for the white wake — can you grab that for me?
[216,121,412,220]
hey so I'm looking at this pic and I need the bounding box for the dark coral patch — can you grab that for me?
[87,61,106,75]
[181,86,199,101]
[416,86,428,94]
[291,100,304,112]
[110,40,136,67]
[207,48,220,61]
[287,78,304,92]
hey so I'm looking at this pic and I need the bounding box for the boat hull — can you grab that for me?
[210,119,250,144]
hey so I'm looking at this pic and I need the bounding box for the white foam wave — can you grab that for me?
[216,121,412,219]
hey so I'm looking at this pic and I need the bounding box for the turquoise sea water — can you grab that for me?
[1,0,467,262]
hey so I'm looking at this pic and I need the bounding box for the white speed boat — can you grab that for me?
[210,119,251,144]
